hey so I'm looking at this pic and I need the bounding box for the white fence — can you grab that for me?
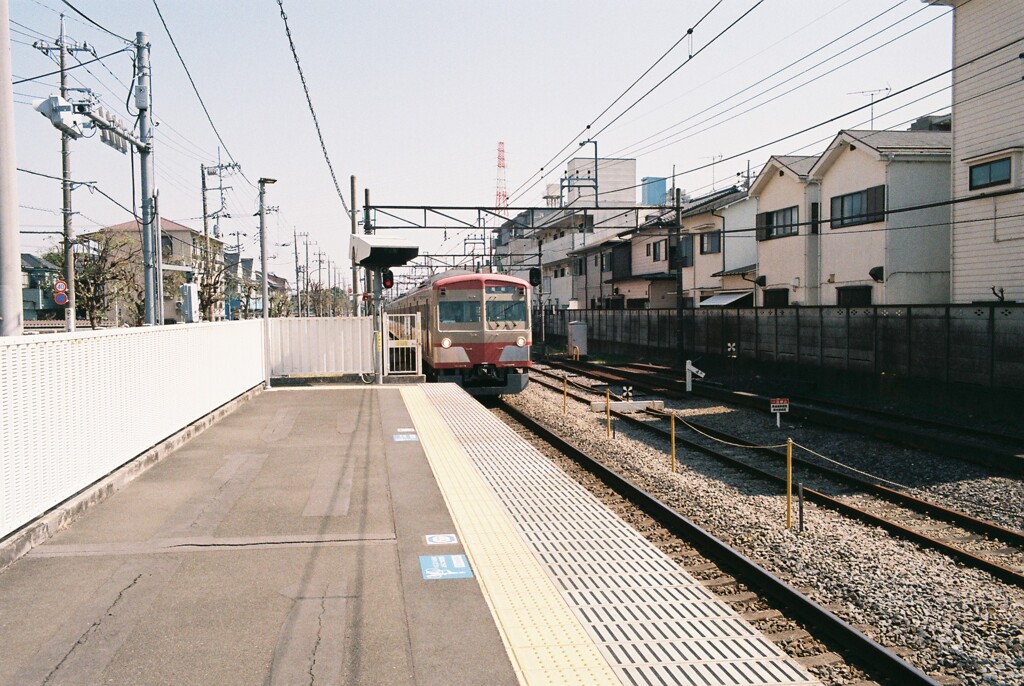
[268,317,374,376]
[1,321,264,540]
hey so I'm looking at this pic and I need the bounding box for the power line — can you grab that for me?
[274,0,351,218]
[59,0,132,44]
[150,0,243,172]
[12,48,127,85]
[509,0,766,205]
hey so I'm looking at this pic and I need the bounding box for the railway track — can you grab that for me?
[541,358,1024,475]
[529,366,1024,590]
[491,399,939,686]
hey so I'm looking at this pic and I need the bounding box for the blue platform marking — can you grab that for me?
[419,554,473,580]
[425,534,459,545]
[393,434,420,442]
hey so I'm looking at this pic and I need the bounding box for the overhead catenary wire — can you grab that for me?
[150,0,244,175]
[274,0,351,218]
[12,48,128,85]
[59,0,132,44]
[507,0,731,205]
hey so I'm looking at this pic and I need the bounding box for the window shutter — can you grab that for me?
[755,212,767,241]
[867,185,886,223]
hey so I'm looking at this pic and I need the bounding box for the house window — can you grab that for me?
[593,255,599,267]
[573,258,585,276]
[601,252,611,272]
[762,288,789,307]
[756,206,799,240]
[836,285,872,307]
[646,243,651,257]
[969,157,1011,190]
[830,185,885,228]
[677,235,694,268]
[700,231,721,254]
[653,241,663,261]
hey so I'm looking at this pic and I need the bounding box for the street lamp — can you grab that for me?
[258,177,276,389]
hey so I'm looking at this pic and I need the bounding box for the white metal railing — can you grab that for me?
[268,317,374,376]
[1,321,264,540]
[384,313,421,376]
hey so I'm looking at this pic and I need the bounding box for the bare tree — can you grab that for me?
[44,232,143,328]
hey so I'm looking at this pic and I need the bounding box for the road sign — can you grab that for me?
[54,280,67,293]
[54,292,69,306]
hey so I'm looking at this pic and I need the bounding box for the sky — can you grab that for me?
[7,0,955,289]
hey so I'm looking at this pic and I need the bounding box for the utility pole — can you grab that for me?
[258,177,276,389]
[304,238,313,316]
[0,0,23,336]
[350,175,358,315]
[135,31,158,325]
[293,228,304,317]
[363,188,372,317]
[34,16,93,331]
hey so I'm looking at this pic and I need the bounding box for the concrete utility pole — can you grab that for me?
[136,32,158,325]
[258,177,276,389]
[350,175,359,315]
[363,188,372,317]
[0,0,23,336]
[293,228,304,316]
[34,16,93,332]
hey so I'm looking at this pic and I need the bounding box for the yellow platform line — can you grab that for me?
[401,386,619,686]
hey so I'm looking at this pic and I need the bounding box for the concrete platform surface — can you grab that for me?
[0,387,516,686]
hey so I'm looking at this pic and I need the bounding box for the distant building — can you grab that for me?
[21,254,61,320]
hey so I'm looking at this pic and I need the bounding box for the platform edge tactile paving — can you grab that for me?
[413,383,823,686]
[401,386,620,686]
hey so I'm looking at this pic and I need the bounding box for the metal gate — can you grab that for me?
[384,313,422,376]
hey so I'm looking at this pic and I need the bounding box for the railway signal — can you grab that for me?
[382,269,395,288]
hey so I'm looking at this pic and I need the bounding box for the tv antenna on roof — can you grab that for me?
[848,85,891,128]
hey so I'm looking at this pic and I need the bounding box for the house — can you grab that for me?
[493,157,644,311]
[927,0,1023,302]
[568,234,626,309]
[21,254,62,320]
[87,219,226,322]
[809,129,951,305]
[676,187,757,308]
[750,156,821,306]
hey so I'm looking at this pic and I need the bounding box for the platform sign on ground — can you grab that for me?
[419,554,473,579]
[770,397,789,428]
[393,433,419,442]
[425,534,459,545]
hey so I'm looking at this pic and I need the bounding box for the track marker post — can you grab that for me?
[786,438,793,530]
[606,388,611,437]
[670,412,676,473]
[798,482,805,533]
[563,375,567,416]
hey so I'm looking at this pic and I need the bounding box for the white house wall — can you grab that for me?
[945,0,1024,302]
[565,158,638,208]
[819,147,887,304]
[885,159,951,303]
[753,170,820,305]
[721,197,757,272]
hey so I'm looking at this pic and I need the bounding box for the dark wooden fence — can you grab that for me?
[538,304,1024,390]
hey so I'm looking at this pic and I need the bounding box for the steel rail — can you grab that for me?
[494,399,941,686]
[544,358,1024,475]
[529,369,1024,589]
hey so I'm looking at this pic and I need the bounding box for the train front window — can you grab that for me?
[439,301,481,325]
[486,300,527,324]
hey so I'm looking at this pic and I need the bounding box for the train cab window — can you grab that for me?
[439,301,481,325]
[486,300,527,325]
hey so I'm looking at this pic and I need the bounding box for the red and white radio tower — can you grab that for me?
[495,141,509,217]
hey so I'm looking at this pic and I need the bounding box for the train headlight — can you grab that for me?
[440,337,452,349]
[515,336,527,347]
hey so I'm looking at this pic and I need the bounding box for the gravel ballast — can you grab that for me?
[507,379,1024,686]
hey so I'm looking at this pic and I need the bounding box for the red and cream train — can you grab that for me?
[386,271,532,395]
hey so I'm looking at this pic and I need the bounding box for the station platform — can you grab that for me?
[0,384,819,685]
